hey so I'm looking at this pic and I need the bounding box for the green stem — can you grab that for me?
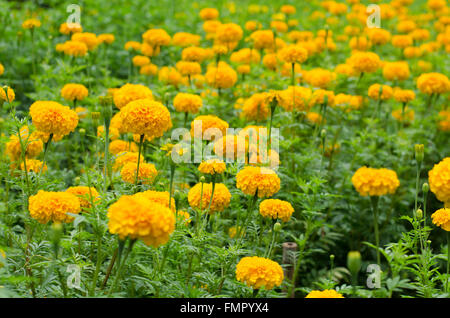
[135,134,145,187]
[370,196,381,266]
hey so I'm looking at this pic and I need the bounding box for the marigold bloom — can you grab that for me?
[279,86,313,112]
[242,92,270,121]
[113,83,153,109]
[158,66,183,87]
[429,158,450,205]
[107,194,175,247]
[281,4,296,14]
[62,40,88,57]
[0,86,15,103]
[216,23,243,44]
[97,125,120,140]
[279,45,308,64]
[303,68,336,89]
[352,166,400,196]
[119,99,172,138]
[431,208,450,231]
[124,41,141,51]
[136,190,176,212]
[368,84,393,100]
[22,19,41,29]
[205,62,238,89]
[173,92,203,115]
[98,33,115,44]
[29,190,80,224]
[190,115,229,139]
[181,46,206,62]
[71,32,99,50]
[20,158,47,173]
[230,48,260,64]
[347,51,380,73]
[5,126,43,161]
[199,8,219,20]
[334,63,357,77]
[416,72,450,95]
[262,53,278,70]
[109,140,138,155]
[236,256,284,290]
[0,63,4,76]
[305,289,344,298]
[140,63,158,76]
[391,35,413,48]
[198,159,226,175]
[172,32,201,47]
[66,186,100,209]
[259,199,294,222]
[121,162,157,185]
[59,22,82,35]
[113,151,144,171]
[188,182,231,213]
[236,166,281,198]
[61,83,88,102]
[250,30,275,50]
[393,89,415,103]
[438,111,450,132]
[203,20,222,34]
[30,101,78,137]
[142,29,171,47]
[213,134,247,160]
[392,107,414,122]
[382,61,410,81]
[132,55,150,67]
[176,61,202,76]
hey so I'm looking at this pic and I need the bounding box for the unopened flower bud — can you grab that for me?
[330,254,335,261]
[422,183,429,194]
[74,176,81,185]
[200,176,206,183]
[320,129,327,138]
[414,144,424,163]
[415,208,423,220]
[347,251,362,276]
[273,222,282,232]
[99,95,113,107]
[79,128,86,136]
[91,112,101,120]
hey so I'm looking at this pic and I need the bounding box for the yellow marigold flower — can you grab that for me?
[198,159,226,175]
[76,106,88,118]
[113,83,153,109]
[438,111,450,132]
[97,33,115,44]
[230,48,260,65]
[279,45,308,64]
[173,93,202,114]
[119,99,172,138]
[124,41,141,51]
[391,35,413,48]
[305,289,344,298]
[235,256,284,290]
[352,166,400,197]
[172,32,201,47]
[428,0,447,11]
[120,162,157,185]
[5,126,43,161]
[216,23,243,43]
[368,28,391,45]
[262,53,279,71]
[29,101,78,137]
[20,158,47,173]
[205,62,238,89]
[71,32,99,50]
[245,21,262,32]
[270,20,288,33]
[62,40,88,57]
[59,22,82,35]
[310,89,335,107]
[281,4,296,14]
[181,47,206,62]
[61,83,88,102]
[213,134,247,160]
[190,115,229,139]
[142,29,171,47]
[416,72,450,95]
[113,151,144,171]
[228,225,245,238]
[432,208,450,231]
[397,20,416,33]
[349,36,371,51]
[109,140,138,155]
[242,92,270,122]
[97,125,120,140]
[176,210,191,226]
[259,199,294,222]
[140,63,158,76]
[429,158,450,205]
[393,89,415,103]
[136,190,176,212]
[411,29,430,42]
[333,93,363,111]
[107,194,175,247]
[391,107,414,123]
[303,68,336,89]
[237,64,251,75]
[22,19,41,29]
[368,84,393,100]
[0,86,15,103]
[29,190,80,224]
[66,186,100,209]
[199,8,219,20]
[132,55,150,67]
[306,112,324,125]
[236,166,281,198]
[347,51,380,73]
[335,63,357,77]
[158,66,183,86]
[176,61,202,76]
[279,86,313,112]
[0,63,4,76]
[203,20,222,34]
[188,182,231,213]
[382,61,410,81]
[403,46,423,59]
[250,30,275,50]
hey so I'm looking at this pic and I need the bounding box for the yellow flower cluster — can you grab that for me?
[0,86,15,103]
[66,186,100,209]
[29,101,79,137]
[173,93,203,114]
[61,40,88,57]
[176,61,202,76]
[188,182,231,213]
[347,51,380,73]
[137,190,176,212]
[236,166,281,198]
[190,115,229,138]
[250,30,274,50]
[393,89,415,103]
[416,72,450,95]
[352,166,400,197]
[242,92,270,121]
[431,208,450,231]
[5,126,43,161]
[29,190,81,224]
[199,8,219,20]
[72,32,99,50]
[205,62,238,89]
[109,140,138,155]
[113,83,153,109]
[428,158,450,205]
[392,107,414,122]
[368,84,393,101]
[61,83,89,101]
[198,159,226,175]
[22,19,41,29]
[172,32,201,47]
[382,61,410,81]
[305,289,344,298]
[107,194,175,248]
[279,86,313,112]
[235,256,284,290]
[120,162,158,185]
[259,199,294,222]
[303,68,336,89]
[59,22,83,35]
[438,111,450,132]
[20,158,47,173]
[279,45,308,64]
[119,99,172,138]
[142,29,171,47]
[113,151,145,171]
